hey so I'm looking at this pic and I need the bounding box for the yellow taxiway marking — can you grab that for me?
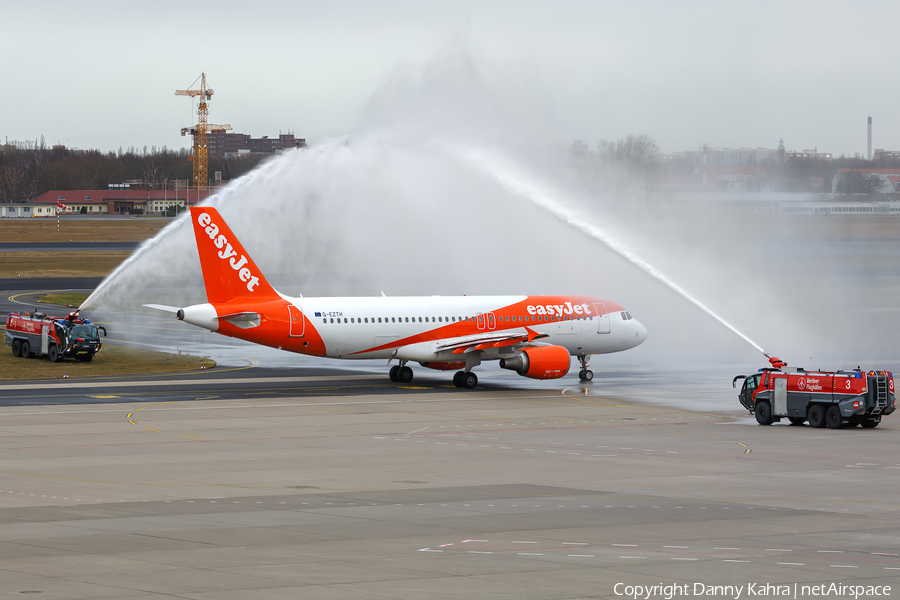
[196,396,219,400]
[88,395,120,399]
[126,413,133,418]
[397,386,432,390]
[179,435,204,440]
[738,442,751,454]
[144,427,161,432]
[128,420,136,425]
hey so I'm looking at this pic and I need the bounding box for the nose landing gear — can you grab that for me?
[577,354,593,382]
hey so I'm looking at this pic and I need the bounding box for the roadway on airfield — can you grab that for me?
[0,374,898,598]
[0,242,140,252]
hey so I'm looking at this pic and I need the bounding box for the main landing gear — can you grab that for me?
[453,371,478,389]
[389,362,414,383]
[577,354,593,382]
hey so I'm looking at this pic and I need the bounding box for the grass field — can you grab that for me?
[0,218,168,242]
[0,343,215,380]
[38,292,92,307]
[0,251,131,278]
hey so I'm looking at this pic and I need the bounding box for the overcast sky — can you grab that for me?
[4,0,898,156]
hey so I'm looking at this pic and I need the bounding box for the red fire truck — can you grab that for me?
[733,356,895,429]
[6,310,106,362]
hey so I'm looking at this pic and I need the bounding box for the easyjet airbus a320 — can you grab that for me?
[145,207,647,388]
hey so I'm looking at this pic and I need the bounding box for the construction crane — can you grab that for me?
[175,72,231,190]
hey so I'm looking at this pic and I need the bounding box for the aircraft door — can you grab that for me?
[288,305,305,337]
[476,313,486,330]
[592,302,610,334]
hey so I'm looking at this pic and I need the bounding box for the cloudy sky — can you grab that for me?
[4,0,898,155]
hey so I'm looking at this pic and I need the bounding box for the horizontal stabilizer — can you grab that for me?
[142,304,181,313]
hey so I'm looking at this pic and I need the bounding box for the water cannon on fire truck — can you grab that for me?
[6,309,107,363]
[733,355,895,429]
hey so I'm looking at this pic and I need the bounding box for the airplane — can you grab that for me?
[144,206,647,388]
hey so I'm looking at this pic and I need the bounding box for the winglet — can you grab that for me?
[189,206,279,303]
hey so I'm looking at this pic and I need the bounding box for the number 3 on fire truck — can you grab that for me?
[846,380,851,390]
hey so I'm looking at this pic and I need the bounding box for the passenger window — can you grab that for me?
[378,317,382,323]
[418,317,422,322]
[351,318,354,323]
[405,317,409,323]
[330,318,334,323]
[344,318,348,323]
[438,317,442,322]
[322,319,327,324]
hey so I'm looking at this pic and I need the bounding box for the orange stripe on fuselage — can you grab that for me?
[212,298,328,357]
[346,295,622,356]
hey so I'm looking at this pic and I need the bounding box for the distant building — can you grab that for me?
[206,132,306,158]
[692,165,767,192]
[30,189,215,215]
[785,148,832,160]
[874,149,900,160]
[832,169,900,193]
[676,146,779,167]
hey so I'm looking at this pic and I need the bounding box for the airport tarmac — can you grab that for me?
[0,371,897,599]
[2,276,899,598]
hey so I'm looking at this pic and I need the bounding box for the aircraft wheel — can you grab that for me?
[463,372,478,389]
[825,405,844,429]
[48,345,59,363]
[788,417,805,426]
[453,371,464,388]
[808,405,826,428]
[21,340,32,358]
[11,339,21,357]
[398,366,413,383]
[579,369,593,382]
[389,365,399,382]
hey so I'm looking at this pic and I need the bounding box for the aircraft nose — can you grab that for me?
[633,319,648,347]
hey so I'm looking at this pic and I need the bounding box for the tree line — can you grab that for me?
[0,137,269,203]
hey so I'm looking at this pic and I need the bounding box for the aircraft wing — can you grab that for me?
[435,327,549,355]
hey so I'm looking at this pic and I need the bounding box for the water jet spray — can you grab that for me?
[458,147,768,357]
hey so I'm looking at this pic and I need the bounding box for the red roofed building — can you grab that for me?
[832,169,900,193]
[30,190,214,215]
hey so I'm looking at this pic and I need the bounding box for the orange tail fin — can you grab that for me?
[190,206,279,303]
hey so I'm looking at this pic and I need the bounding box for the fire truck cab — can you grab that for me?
[734,357,895,429]
[6,310,106,363]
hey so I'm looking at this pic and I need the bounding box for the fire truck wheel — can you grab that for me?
[860,419,879,429]
[788,417,805,426]
[754,401,773,425]
[48,345,59,363]
[20,341,32,358]
[11,339,21,357]
[807,405,826,428]
[825,405,844,429]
